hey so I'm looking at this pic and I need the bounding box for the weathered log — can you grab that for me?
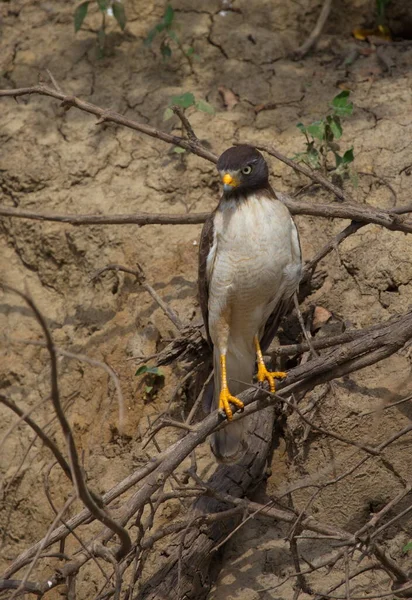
[136,406,276,600]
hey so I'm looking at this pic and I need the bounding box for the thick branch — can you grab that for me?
[1,197,412,235]
[0,205,209,226]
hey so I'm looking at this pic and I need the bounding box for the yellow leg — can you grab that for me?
[254,336,287,393]
[218,354,244,421]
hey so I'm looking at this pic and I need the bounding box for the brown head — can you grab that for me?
[217,145,269,196]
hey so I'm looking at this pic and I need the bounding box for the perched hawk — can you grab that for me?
[198,145,302,463]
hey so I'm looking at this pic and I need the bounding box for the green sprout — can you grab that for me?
[163,92,214,154]
[144,4,199,71]
[74,0,126,56]
[135,365,165,401]
[294,91,356,185]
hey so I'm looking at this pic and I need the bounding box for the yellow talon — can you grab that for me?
[218,388,244,421]
[254,335,287,393]
[256,362,287,392]
[219,354,244,420]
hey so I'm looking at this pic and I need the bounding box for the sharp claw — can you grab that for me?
[219,389,244,420]
[256,365,287,392]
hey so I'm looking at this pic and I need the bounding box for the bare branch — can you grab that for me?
[0,205,210,226]
[171,105,199,143]
[0,578,43,596]
[0,394,72,481]
[2,195,412,235]
[5,307,412,580]
[1,284,132,561]
[293,0,333,58]
[0,85,218,163]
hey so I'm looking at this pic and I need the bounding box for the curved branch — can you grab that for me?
[1,284,132,561]
[294,0,333,58]
[0,395,72,480]
[0,85,218,164]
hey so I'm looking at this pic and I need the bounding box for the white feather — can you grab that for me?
[207,193,301,461]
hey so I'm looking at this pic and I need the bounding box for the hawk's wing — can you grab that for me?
[198,212,215,348]
[260,296,294,352]
[260,213,302,352]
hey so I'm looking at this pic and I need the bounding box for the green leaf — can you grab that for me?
[135,365,164,377]
[163,107,174,121]
[74,1,89,32]
[335,103,353,117]
[328,115,342,139]
[296,122,307,134]
[342,147,354,164]
[402,541,412,553]
[332,90,350,106]
[164,4,175,27]
[173,146,186,153]
[161,41,172,59]
[186,46,194,56]
[144,385,153,394]
[195,99,215,114]
[170,92,195,109]
[334,152,343,168]
[306,147,321,169]
[307,120,325,141]
[97,0,108,11]
[112,1,126,30]
[331,90,353,117]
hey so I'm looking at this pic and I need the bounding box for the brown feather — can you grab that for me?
[198,212,215,347]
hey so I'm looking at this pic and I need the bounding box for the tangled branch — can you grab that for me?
[1,79,412,600]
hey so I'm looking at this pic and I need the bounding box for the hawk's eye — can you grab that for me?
[242,165,252,175]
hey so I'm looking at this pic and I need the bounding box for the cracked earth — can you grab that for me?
[1,0,412,598]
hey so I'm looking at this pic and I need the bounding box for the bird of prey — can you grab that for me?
[198,145,302,463]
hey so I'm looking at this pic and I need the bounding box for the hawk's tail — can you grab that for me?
[210,342,254,463]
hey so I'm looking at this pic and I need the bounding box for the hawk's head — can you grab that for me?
[217,145,269,196]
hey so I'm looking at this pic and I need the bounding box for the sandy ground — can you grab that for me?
[1,1,412,598]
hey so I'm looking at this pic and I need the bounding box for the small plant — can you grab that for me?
[135,365,165,402]
[164,92,214,120]
[74,0,126,55]
[144,4,198,70]
[163,92,214,154]
[294,90,356,184]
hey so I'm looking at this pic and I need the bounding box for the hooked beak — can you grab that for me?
[222,172,239,193]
